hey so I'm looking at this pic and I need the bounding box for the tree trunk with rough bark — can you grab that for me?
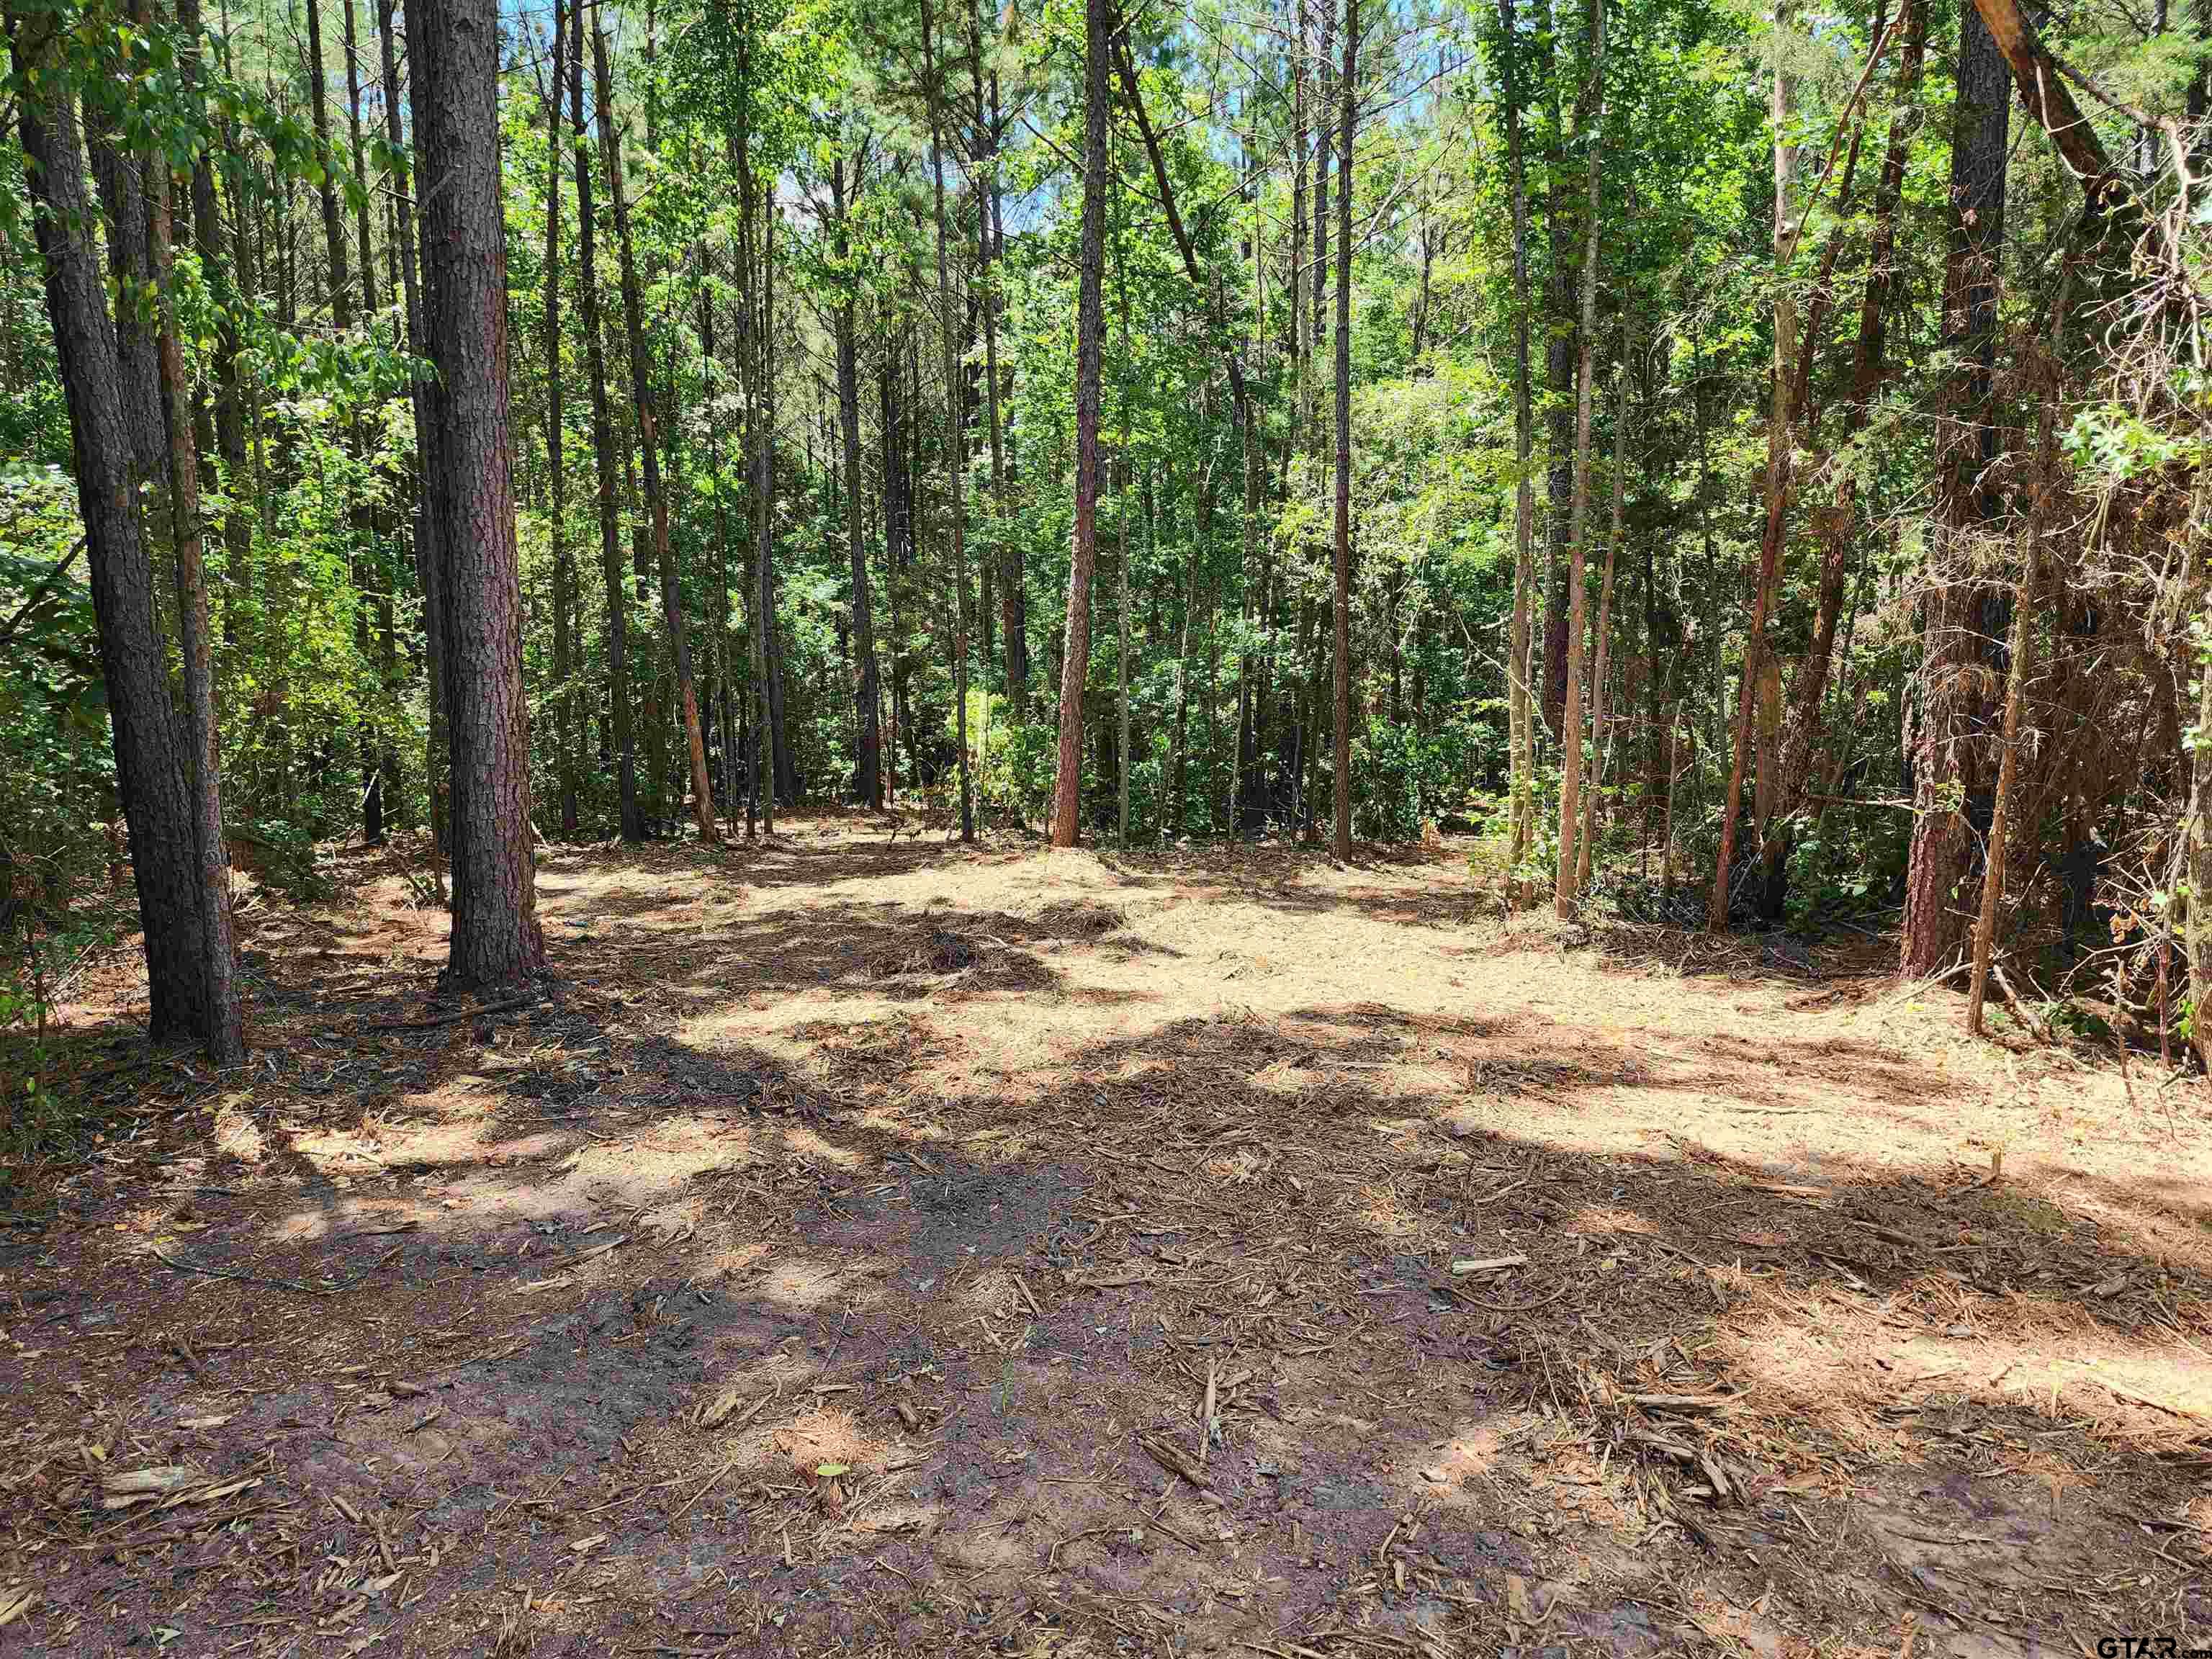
[920,0,974,841]
[1555,0,1602,915]
[1498,0,1537,899]
[1710,0,1797,931]
[1052,0,1112,847]
[408,0,546,986]
[574,30,642,843]
[1902,1,2010,977]
[1331,0,1357,863]
[14,14,224,1047]
[544,0,577,836]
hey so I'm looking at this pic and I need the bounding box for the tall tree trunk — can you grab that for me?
[1709,0,1797,931]
[1902,1,2010,976]
[1052,0,1112,847]
[920,0,973,841]
[13,12,222,1046]
[1331,0,1356,863]
[377,0,446,893]
[1555,0,1602,916]
[593,18,715,840]
[760,201,793,811]
[1539,17,1572,746]
[968,8,1022,719]
[409,0,546,985]
[1578,332,1629,894]
[1498,0,1537,899]
[544,0,577,835]
[145,22,246,1062]
[832,154,882,808]
[1117,263,1133,849]
[575,27,641,842]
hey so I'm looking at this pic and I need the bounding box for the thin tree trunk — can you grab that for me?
[148,9,246,1064]
[1330,0,1356,863]
[592,19,715,841]
[1578,333,1629,894]
[1966,377,2053,1033]
[544,0,577,835]
[1052,0,1112,847]
[1758,0,1923,913]
[920,0,973,841]
[832,154,881,809]
[1555,0,1603,915]
[575,29,640,842]
[1498,0,1537,900]
[377,0,446,894]
[1118,262,1133,849]
[1709,0,1797,931]
[409,0,545,985]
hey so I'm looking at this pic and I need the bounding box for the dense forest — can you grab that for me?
[4,0,2210,1064]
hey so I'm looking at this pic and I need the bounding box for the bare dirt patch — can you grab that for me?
[3,813,2208,1656]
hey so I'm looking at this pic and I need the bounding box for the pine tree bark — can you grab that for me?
[544,0,577,836]
[919,0,974,841]
[593,18,715,840]
[573,28,642,842]
[377,0,446,894]
[1902,1,2010,976]
[145,33,246,1062]
[1331,0,1356,863]
[1709,0,1797,931]
[832,153,882,809]
[1498,0,1537,898]
[1578,334,1629,894]
[1555,0,1602,915]
[408,0,546,986]
[1053,0,1112,847]
[12,12,220,1046]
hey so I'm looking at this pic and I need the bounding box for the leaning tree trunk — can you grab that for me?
[12,14,222,1048]
[1051,0,1112,847]
[408,0,546,986]
[593,18,716,841]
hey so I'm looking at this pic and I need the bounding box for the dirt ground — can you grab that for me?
[3,811,2209,1658]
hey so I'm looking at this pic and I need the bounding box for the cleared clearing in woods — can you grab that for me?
[3,816,2208,1655]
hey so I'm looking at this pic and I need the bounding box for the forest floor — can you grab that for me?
[3,810,2210,1659]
